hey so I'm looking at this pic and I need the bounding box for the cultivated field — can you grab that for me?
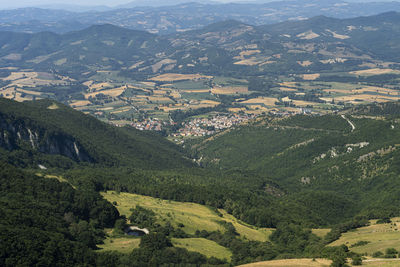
[172,238,232,260]
[238,258,332,267]
[350,68,400,76]
[98,237,140,253]
[101,191,272,241]
[329,218,400,255]
[240,97,278,106]
[149,73,212,82]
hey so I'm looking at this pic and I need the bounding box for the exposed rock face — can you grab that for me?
[0,115,92,162]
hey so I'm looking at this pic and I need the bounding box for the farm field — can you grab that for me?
[172,238,232,261]
[329,218,400,255]
[238,258,400,267]
[238,258,332,267]
[98,236,140,254]
[101,191,272,241]
[2,66,400,131]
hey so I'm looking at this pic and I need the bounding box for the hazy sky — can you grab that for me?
[0,0,395,9]
[1,0,222,9]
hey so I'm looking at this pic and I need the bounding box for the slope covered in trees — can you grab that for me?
[0,98,192,169]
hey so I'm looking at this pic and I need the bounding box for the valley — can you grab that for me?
[3,2,400,266]
[3,12,400,141]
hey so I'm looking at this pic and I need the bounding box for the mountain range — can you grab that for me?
[2,0,400,34]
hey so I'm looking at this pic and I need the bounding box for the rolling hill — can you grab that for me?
[3,0,400,34]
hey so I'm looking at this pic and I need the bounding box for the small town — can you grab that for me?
[128,113,257,137]
[171,113,257,137]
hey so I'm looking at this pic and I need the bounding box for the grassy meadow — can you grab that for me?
[101,191,272,241]
[329,218,400,255]
[172,238,232,260]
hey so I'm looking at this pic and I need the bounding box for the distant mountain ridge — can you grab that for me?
[2,12,400,78]
[2,0,400,34]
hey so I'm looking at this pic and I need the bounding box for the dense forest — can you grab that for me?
[3,98,400,265]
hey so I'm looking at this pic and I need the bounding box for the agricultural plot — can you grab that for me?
[172,238,232,261]
[101,191,272,241]
[350,68,400,76]
[329,218,400,255]
[238,258,332,267]
[149,73,212,82]
[98,236,140,254]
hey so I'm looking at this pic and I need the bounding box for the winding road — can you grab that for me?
[341,115,356,132]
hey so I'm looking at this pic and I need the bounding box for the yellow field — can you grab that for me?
[98,237,140,254]
[141,81,156,87]
[350,68,400,76]
[2,71,68,87]
[70,100,91,107]
[302,74,320,80]
[238,258,400,267]
[172,238,232,260]
[0,87,33,102]
[362,258,400,266]
[101,191,272,241]
[292,100,318,107]
[191,100,221,109]
[229,107,247,113]
[279,82,297,88]
[84,86,126,99]
[149,73,212,82]
[87,82,114,91]
[16,88,42,96]
[219,210,273,242]
[297,31,320,40]
[321,94,400,103]
[181,89,210,93]
[102,191,225,235]
[147,96,174,103]
[240,97,278,106]
[47,103,60,110]
[279,87,297,92]
[239,50,261,57]
[234,58,262,66]
[238,258,331,267]
[329,218,400,255]
[211,86,248,95]
[297,61,313,67]
[324,86,399,95]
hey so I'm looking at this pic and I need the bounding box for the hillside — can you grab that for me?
[0,98,191,169]
[192,109,400,222]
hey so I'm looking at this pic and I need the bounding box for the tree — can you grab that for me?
[352,254,362,265]
[330,250,348,267]
[139,232,172,251]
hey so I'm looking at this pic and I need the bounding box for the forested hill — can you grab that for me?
[0,98,192,169]
[0,162,120,266]
[191,109,400,221]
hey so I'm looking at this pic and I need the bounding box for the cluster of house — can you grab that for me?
[171,114,256,137]
[131,119,167,131]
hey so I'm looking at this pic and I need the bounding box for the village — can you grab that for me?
[129,113,257,138]
[171,113,257,137]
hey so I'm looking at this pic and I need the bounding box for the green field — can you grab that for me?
[329,218,400,255]
[101,191,272,241]
[311,228,331,238]
[172,238,232,261]
[98,236,140,253]
[238,258,400,267]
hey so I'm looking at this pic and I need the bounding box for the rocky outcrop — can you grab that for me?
[0,115,92,162]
